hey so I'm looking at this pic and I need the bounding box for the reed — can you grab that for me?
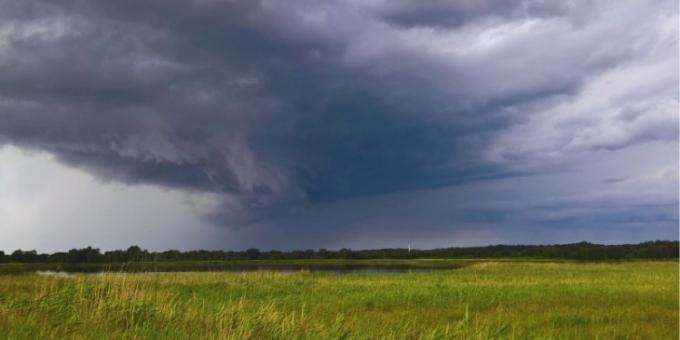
[0,261,676,339]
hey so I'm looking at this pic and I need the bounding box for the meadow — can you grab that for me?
[0,261,677,339]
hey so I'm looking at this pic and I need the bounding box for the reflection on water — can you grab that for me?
[36,270,75,277]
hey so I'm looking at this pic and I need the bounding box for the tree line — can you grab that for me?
[0,241,677,263]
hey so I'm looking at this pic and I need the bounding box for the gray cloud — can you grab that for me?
[0,0,676,235]
[367,0,566,29]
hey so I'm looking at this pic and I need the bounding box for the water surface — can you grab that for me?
[34,264,460,275]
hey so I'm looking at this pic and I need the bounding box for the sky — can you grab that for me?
[0,0,677,252]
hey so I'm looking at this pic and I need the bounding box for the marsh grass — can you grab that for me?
[0,261,676,339]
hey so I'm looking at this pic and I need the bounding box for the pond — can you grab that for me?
[33,264,461,275]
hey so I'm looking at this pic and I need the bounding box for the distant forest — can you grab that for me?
[1,241,677,263]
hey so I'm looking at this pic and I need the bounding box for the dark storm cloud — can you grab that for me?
[369,0,565,29]
[0,0,676,227]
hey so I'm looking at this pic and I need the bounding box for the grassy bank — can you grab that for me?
[0,261,677,339]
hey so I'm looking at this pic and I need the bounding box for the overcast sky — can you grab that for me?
[0,0,677,252]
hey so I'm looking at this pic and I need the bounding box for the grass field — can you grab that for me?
[0,261,677,339]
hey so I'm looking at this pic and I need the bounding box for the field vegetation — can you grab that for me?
[0,261,677,339]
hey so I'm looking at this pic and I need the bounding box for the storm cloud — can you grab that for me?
[0,0,676,243]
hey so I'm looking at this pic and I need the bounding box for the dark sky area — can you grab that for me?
[0,0,677,251]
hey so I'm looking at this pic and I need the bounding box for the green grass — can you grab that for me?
[0,261,677,339]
